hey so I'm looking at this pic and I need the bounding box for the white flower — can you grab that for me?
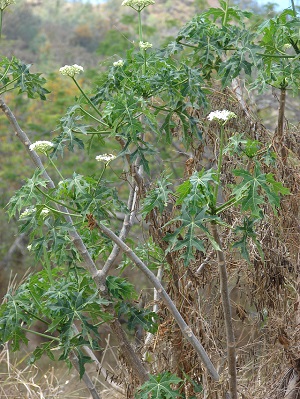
[207,110,237,123]
[0,0,15,10]
[40,208,50,217]
[122,0,155,9]
[139,41,153,50]
[59,64,84,78]
[20,208,35,219]
[29,140,54,153]
[95,154,116,163]
[113,59,124,67]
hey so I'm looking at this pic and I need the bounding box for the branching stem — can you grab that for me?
[97,221,220,382]
[72,78,109,127]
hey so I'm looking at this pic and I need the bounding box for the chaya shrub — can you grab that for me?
[0,1,299,398]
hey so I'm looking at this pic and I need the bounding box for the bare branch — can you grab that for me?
[69,350,101,399]
[97,221,220,382]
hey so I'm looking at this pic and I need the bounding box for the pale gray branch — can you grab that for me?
[69,350,101,399]
[97,222,220,382]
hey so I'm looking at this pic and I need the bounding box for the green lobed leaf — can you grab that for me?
[233,163,290,217]
[164,208,220,266]
[142,175,173,217]
[136,372,183,399]
[118,303,159,334]
[232,217,263,262]
[106,276,137,301]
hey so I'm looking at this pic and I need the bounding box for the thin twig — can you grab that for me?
[143,265,164,360]
[100,181,137,279]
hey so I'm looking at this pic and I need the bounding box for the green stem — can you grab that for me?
[22,328,60,342]
[215,197,240,215]
[214,124,225,208]
[177,41,198,49]
[257,53,296,59]
[48,155,64,180]
[43,204,82,218]
[138,10,143,42]
[138,10,147,74]
[0,87,17,96]
[79,106,109,126]
[0,74,27,96]
[143,49,147,74]
[288,38,300,55]
[97,164,107,186]
[0,10,2,40]
[18,304,50,325]
[222,0,229,27]
[72,78,109,127]
[0,60,15,83]
[74,130,109,135]
[35,185,80,213]
[291,0,296,17]
[43,247,54,285]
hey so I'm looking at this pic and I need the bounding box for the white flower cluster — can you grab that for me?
[29,140,54,153]
[59,64,84,78]
[0,0,15,10]
[20,208,35,219]
[40,208,50,216]
[20,207,50,219]
[122,0,155,9]
[95,154,116,163]
[113,59,124,67]
[207,110,237,123]
[139,41,152,50]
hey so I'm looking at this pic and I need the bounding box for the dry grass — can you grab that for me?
[0,344,125,399]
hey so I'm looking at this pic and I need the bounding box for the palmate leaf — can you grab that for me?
[0,290,32,350]
[76,349,94,379]
[0,57,50,100]
[176,169,217,213]
[174,233,206,266]
[164,208,220,266]
[118,303,158,334]
[129,145,155,175]
[142,175,172,216]
[233,163,290,217]
[136,372,182,399]
[219,51,253,87]
[109,94,145,142]
[52,105,88,157]
[29,341,56,364]
[64,173,90,196]
[106,276,136,300]
[232,217,263,262]
[203,0,252,24]
[7,170,49,218]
